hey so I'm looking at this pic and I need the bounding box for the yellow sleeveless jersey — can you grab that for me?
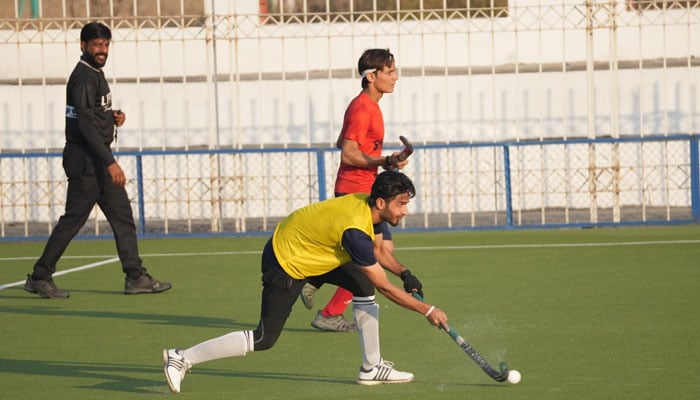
[272,193,375,279]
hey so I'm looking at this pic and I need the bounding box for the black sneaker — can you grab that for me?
[23,275,70,299]
[124,273,172,294]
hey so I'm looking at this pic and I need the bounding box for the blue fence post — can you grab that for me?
[317,149,327,201]
[690,135,700,223]
[136,155,146,235]
[503,145,513,227]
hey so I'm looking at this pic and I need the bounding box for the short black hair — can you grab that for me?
[368,171,416,207]
[80,22,111,43]
[358,48,394,89]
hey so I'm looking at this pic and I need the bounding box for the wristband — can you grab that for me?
[424,305,435,317]
[384,155,391,168]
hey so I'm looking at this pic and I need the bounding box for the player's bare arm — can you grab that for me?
[373,234,405,276]
[340,139,408,170]
[339,139,385,167]
[361,262,447,329]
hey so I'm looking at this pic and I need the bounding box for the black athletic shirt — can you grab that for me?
[65,56,116,166]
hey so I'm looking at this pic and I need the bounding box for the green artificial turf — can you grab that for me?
[1,226,699,399]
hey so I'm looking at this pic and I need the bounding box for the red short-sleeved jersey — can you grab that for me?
[334,92,385,194]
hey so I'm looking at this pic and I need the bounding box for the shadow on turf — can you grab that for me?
[0,303,329,334]
[1,287,329,333]
[0,357,502,395]
[0,304,257,329]
[0,358,369,394]
[0,358,168,394]
[195,367,502,388]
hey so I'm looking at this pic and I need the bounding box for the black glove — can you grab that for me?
[400,269,423,298]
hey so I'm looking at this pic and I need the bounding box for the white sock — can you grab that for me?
[182,330,254,366]
[353,296,380,370]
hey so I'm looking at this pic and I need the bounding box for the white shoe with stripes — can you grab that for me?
[163,348,192,394]
[357,359,414,385]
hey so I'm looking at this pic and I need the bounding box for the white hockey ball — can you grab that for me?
[507,369,521,384]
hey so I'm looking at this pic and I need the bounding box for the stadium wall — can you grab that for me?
[0,0,699,239]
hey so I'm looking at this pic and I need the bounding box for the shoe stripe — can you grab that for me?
[167,352,190,372]
[168,358,186,370]
[375,366,390,381]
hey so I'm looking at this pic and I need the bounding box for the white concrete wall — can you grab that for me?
[2,65,697,150]
[1,0,698,151]
[0,0,698,232]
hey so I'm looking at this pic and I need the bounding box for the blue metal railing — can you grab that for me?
[690,137,700,223]
[1,134,698,241]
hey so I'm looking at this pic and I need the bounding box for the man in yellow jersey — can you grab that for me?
[162,171,449,394]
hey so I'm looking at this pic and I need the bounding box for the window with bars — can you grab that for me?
[626,0,700,11]
[260,0,509,23]
[5,0,204,22]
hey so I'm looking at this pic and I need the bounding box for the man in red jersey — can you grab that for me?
[300,49,424,331]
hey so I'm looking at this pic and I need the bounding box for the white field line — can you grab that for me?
[398,239,700,251]
[2,239,699,290]
[0,257,119,290]
[0,251,260,262]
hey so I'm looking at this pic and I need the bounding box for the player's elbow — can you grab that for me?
[339,153,355,166]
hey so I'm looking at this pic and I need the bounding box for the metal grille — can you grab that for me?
[1,136,696,239]
[0,1,699,239]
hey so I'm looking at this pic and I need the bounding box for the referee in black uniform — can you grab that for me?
[23,22,171,298]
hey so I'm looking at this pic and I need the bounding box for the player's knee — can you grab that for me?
[354,281,374,297]
[252,328,278,351]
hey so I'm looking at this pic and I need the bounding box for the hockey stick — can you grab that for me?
[396,135,414,161]
[413,292,511,382]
